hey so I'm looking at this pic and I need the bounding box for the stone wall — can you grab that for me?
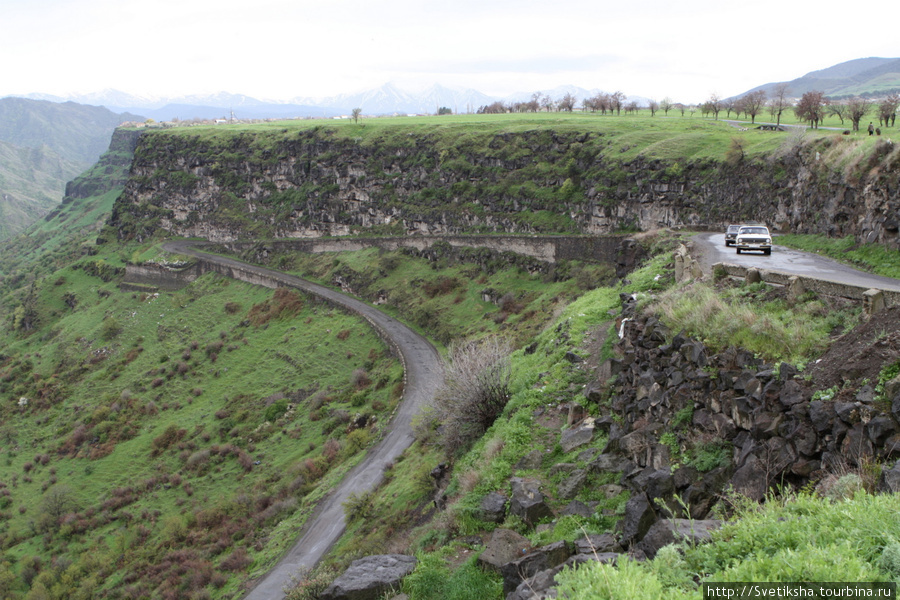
[221,234,627,265]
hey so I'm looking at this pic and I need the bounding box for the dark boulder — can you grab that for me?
[478,528,531,574]
[478,491,508,524]
[619,492,657,547]
[499,541,572,595]
[636,518,721,559]
[321,555,417,600]
[509,478,554,526]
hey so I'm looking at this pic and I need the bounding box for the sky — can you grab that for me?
[1,0,897,105]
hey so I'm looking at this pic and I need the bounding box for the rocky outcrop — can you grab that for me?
[581,297,900,545]
[64,128,143,201]
[108,127,900,250]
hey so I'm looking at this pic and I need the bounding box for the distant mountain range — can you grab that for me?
[738,57,900,100]
[20,83,649,121]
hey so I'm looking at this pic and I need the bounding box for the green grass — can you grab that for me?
[555,490,900,599]
[648,280,860,365]
[777,233,900,279]
[0,250,404,598]
[260,244,615,347]
[149,111,793,163]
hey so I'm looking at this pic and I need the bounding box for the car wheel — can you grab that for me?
[764,248,771,255]
[736,248,741,254]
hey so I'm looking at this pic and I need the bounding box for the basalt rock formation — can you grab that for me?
[105,127,900,249]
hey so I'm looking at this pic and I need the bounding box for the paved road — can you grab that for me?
[692,232,900,292]
[162,241,443,600]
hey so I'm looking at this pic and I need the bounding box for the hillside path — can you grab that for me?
[162,240,443,600]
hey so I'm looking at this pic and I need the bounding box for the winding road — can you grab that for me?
[692,232,900,293]
[161,241,443,600]
[162,231,900,599]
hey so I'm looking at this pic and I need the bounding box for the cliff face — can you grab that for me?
[64,128,143,201]
[107,126,900,248]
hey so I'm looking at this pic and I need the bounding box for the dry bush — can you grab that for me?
[351,368,371,389]
[458,469,481,493]
[433,335,513,458]
[220,547,251,572]
[248,288,305,326]
[423,276,460,298]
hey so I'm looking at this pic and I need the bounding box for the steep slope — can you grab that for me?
[0,139,83,239]
[0,98,142,239]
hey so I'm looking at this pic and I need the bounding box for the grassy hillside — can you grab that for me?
[0,98,140,241]
[0,140,85,240]
[304,235,897,600]
[2,112,900,599]
[0,241,409,598]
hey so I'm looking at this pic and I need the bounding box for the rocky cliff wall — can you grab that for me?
[64,128,143,201]
[107,127,900,249]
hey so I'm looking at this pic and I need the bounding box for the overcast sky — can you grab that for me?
[1,0,896,104]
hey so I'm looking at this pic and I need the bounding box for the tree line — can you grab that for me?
[474,84,900,132]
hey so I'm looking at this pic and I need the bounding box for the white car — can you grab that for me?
[735,225,772,255]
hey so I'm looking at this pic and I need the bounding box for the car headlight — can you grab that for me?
[765,238,771,244]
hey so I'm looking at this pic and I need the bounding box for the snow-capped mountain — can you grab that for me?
[9,82,643,120]
[292,82,496,115]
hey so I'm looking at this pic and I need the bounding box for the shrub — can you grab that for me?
[100,317,123,341]
[343,491,374,523]
[247,288,305,326]
[433,336,513,458]
[264,400,289,423]
[351,368,370,389]
[220,547,251,572]
[151,425,187,457]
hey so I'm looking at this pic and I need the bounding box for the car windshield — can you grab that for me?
[727,225,742,232]
[739,227,768,235]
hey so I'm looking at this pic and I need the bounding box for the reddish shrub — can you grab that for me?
[220,547,251,572]
[150,425,187,457]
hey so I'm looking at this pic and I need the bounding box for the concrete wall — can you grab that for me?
[714,262,900,311]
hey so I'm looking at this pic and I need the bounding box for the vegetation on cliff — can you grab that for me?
[3,112,900,599]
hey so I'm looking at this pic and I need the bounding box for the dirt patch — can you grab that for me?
[805,305,900,389]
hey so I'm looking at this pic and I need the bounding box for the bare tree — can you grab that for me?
[39,485,79,531]
[707,93,722,120]
[351,108,362,123]
[540,95,554,112]
[432,336,513,457]
[827,102,847,126]
[794,90,827,129]
[768,83,791,127]
[610,91,626,115]
[722,97,736,119]
[648,99,659,116]
[740,90,767,124]
[879,93,899,127]
[558,92,576,112]
[847,97,872,131]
